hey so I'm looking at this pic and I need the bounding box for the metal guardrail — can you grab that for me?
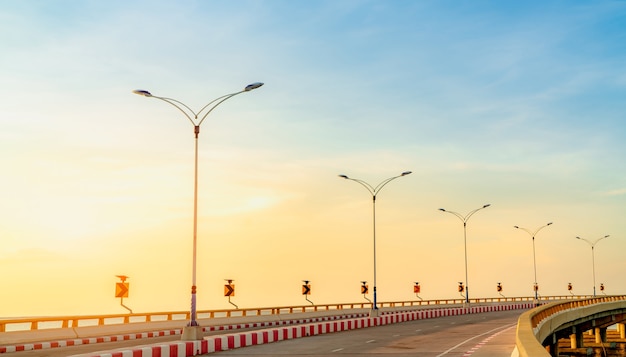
[0,295,589,333]
[515,295,626,357]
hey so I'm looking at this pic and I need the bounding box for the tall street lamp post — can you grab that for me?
[575,235,609,297]
[338,171,412,316]
[439,204,490,304]
[514,222,552,302]
[132,82,264,340]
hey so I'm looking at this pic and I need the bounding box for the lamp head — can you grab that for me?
[514,226,520,229]
[438,208,446,212]
[547,222,553,226]
[338,174,349,179]
[132,89,152,97]
[244,82,264,91]
[483,204,491,208]
[401,171,412,176]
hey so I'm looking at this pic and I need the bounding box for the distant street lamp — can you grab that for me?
[514,222,552,301]
[339,171,412,315]
[132,82,264,340]
[575,235,609,297]
[439,204,490,304]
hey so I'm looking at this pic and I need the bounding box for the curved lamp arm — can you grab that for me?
[133,90,196,124]
[465,204,491,222]
[338,175,375,196]
[373,171,412,195]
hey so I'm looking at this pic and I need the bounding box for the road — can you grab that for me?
[5,308,522,356]
[207,309,520,356]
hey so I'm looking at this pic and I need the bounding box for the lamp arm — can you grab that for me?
[373,175,403,194]
[150,96,196,125]
[591,235,609,247]
[443,210,465,222]
[464,206,486,222]
[347,178,376,196]
[532,224,549,237]
[197,91,246,125]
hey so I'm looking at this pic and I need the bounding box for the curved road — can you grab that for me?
[9,309,521,356]
[208,309,520,356]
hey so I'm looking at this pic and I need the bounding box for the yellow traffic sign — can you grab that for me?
[115,282,129,298]
[224,284,235,297]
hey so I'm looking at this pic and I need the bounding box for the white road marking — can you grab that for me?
[435,323,515,357]
[331,348,344,352]
[366,339,376,343]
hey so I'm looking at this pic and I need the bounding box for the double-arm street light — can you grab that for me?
[575,235,609,297]
[338,171,412,316]
[439,204,491,304]
[514,222,552,301]
[132,82,264,339]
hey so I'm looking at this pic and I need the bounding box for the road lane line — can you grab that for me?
[435,323,515,357]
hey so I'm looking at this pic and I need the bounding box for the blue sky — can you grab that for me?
[1,1,625,316]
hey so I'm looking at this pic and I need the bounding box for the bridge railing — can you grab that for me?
[515,295,626,357]
[0,295,588,333]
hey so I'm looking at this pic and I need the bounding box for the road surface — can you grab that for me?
[208,309,520,356]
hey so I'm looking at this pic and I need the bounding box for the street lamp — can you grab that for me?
[439,204,490,304]
[338,171,412,316]
[514,222,552,302]
[575,235,609,297]
[132,82,264,340]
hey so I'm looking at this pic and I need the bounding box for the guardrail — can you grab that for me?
[0,295,589,333]
[515,295,626,357]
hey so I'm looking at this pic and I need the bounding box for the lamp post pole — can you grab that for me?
[439,204,490,304]
[575,235,609,297]
[339,171,412,316]
[514,222,552,302]
[133,82,264,339]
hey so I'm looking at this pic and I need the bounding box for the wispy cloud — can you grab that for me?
[602,188,626,196]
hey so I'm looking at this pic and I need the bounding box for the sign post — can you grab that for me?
[414,282,422,301]
[224,279,238,309]
[115,275,132,313]
[302,280,313,305]
[361,281,371,304]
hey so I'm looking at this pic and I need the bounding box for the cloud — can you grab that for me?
[602,188,626,196]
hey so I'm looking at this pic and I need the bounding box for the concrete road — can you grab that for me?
[208,309,520,356]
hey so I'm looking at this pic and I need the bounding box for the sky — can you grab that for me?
[1,1,625,318]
